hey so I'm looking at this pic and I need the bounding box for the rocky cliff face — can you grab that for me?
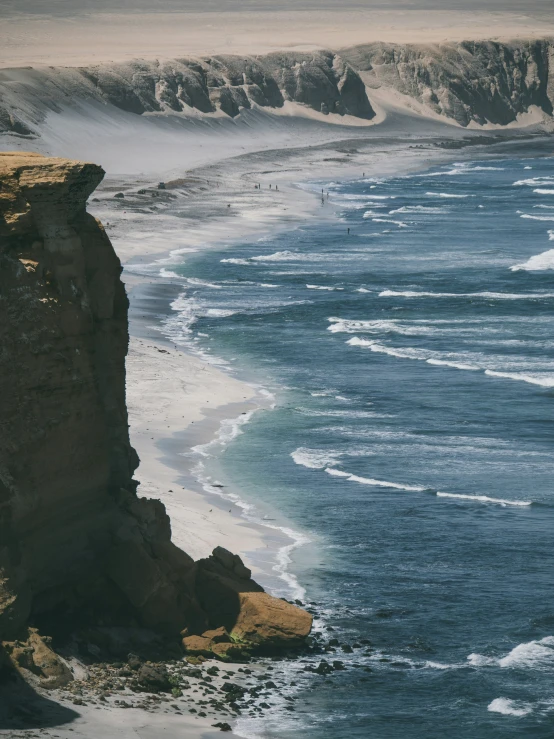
[0,52,374,137]
[0,153,311,686]
[2,39,553,136]
[342,39,554,126]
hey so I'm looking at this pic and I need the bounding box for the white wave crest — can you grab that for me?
[186,277,222,288]
[205,308,236,317]
[514,177,554,186]
[379,289,554,299]
[520,213,554,222]
[389,205,447,214]
[291,448,340,469]
[221,257,250,265]
[436,492,531,506]
[534,189,554,194]
[325,467,426,491]
[426,192,470,198]
[372,218,409,227]
[484,370,554,387]
[488,698,533,717]
[470,636,554,672]
[159,268,183,279]
[329,317,440,336]
[511,248,554,272]
[346,337,481,371]
[347,337,554,386]
[306,284,344,291]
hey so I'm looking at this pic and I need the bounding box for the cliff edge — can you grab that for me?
[0,152,311,688]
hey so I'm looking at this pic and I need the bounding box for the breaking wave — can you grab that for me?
[510,248,554,271]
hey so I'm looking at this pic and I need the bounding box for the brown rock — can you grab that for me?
[210,642,247,662]
[182,635,214,656]
[201,626,230,643]
[194,549,312,651]
[7,628,73,689]
[230,592,313,648]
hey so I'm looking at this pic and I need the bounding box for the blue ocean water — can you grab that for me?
[162,155,554,738]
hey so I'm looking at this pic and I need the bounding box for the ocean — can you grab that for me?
[157,154,554,738]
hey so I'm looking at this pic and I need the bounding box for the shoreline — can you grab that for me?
[121,126,554,588]
[31,126,551,739]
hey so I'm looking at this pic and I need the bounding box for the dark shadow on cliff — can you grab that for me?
[0,649,78,731]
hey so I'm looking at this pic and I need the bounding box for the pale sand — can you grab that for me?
[2,7,554,67]
[126,335,268,566]
[0,701,230,739]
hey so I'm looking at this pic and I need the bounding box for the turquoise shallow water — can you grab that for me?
[160,153,554,738]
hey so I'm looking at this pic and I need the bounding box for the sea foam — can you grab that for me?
[379,289,554,299]
[325,467,426,492]
[510,248,554,271]
[436,492,531,506]
[488,698,533,717]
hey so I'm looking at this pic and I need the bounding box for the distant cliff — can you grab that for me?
[1,39,554,137]
[0,152,311,688]
[0,51,375,137]
[342,39,554,126]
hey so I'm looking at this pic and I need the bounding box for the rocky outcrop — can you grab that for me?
[0,153,311,678]
[342,39,554,126]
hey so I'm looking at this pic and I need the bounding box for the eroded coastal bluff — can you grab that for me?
[0,152,311,692]
[2,38,554,136]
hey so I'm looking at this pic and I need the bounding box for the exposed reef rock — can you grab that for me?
[0,153,311,682]
[2,40,553,136]
[342,39,554,126]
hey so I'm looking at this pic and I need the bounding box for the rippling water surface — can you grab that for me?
[161,156,554,738]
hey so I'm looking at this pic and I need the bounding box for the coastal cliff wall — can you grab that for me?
[342,39,554,126]
[1,39,554,138]
[0,153,310,686]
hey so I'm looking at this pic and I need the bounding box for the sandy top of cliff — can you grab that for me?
[1,1,554,68]
[0,151,99,176]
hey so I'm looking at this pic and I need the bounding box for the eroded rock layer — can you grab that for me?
[1,39,554,136]
[0,153,311,680]
[342,39,554,126]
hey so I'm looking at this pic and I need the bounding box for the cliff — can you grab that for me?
[1,39,554,139]
[342,39,554,126]
[0,152,311,687]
